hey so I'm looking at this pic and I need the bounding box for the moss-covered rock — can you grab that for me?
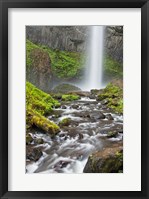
[26,82,60,116]
[34,138,44,145]
[59,118,71,127]
[83,144,123,173]
[26,134,33,144]
[52,83,81,94]
[107,131,118,138]
[62,94,80,101]
[97,83,123,114]
[26,82,60,135]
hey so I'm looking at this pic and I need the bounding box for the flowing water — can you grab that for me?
[26,97,123,173]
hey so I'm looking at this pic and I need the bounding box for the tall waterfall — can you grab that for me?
[83,26,104,90]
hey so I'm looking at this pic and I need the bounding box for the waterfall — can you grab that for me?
[83,26,105,90]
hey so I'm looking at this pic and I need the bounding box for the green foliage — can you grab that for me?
[104,56,123,78]
[26,82,60,133]
[97,83,123,114]
[31,111,60,134]
[26,81,60,115]
[26,40,40,69]
[62,94,80,101]
[26,40,85,79]
[42,46,85,79]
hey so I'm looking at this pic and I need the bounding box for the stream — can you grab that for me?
[26,96,123,173]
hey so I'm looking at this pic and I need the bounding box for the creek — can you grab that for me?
[26,96,123,173]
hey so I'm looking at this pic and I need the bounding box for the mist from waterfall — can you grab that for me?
[80,26,105,91]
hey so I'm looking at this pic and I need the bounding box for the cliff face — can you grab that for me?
[26,26,88,52]
[26,26,123,91]
[105,26,123,64]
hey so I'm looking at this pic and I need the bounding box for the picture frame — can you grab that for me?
[0,0,148,198]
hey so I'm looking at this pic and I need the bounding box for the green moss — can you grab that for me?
[59,118,71,127]
[26,40,85,79]
[62,94,80,101]
[97,83,123,114]
[26,82,60,115]
[104,55,123,78]
[31,111,60,134]
[86,150,123,173]
[26,134,33,144]
[26,40,41,69]
[26,82,60,134]
[43,46,85,79]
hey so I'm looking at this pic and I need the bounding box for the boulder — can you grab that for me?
[34,138,44,145]
[26,134,33,145]
[107,131,118,138]
[59,118,72,127]
[90,112,105,120]
[106,114,114,120]
[52,83,81,94]
[26,146,43,162]
[83,144,123,173]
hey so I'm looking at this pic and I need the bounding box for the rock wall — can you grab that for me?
[26,48,52,92]
[26,26,123,63]
[26,26,88,52]
[105,26,123,64]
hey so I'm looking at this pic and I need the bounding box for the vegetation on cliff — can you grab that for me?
[26,40,85,80]
[104,55,123,78]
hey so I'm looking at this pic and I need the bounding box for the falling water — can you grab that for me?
[84,26,104,90]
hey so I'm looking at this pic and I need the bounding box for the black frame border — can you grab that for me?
[0,0,149,198]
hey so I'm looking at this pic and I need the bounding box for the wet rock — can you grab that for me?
[26,134,33,145]
[106,114,114,120]
[78,133,84,140]
[89,95,95,99]
[72,111,90,118]
[71,104,79,109]
[63,127,84,138]
[107,131,118,138]
[34,138,44,145]
[100,99,109,105]
[90,89,103,97]
[54,160,71,169]
[61,105,67,109]
[26,146,43,162]
[83,144,123,173]
[90,112,105,120]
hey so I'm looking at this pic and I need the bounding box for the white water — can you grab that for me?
[83,26,105,90]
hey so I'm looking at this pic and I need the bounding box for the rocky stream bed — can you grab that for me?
[26,95,123,173]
